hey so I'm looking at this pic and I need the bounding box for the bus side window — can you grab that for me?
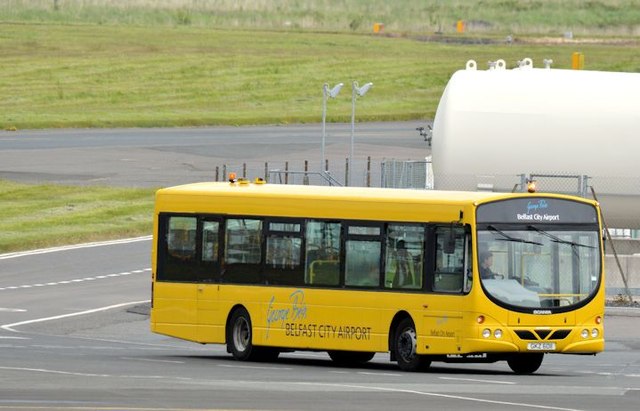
[265,221,304,286]
[385,224,425,290]
[223,218,262,283]
[159,215,198,282]
[344,224,382,288]
[433,226,465,293]
[202,221,219,263]
[345,240,381,287]
[304,221,341,286]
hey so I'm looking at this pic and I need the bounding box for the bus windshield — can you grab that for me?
[477,225,600,310]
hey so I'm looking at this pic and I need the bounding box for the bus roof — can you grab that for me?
[156,181,596,206]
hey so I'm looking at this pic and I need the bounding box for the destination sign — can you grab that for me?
[476,197,598,225]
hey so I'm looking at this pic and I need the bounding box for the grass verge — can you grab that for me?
[1,24,639,130]
[0,179,155,253]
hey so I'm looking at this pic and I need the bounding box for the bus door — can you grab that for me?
[422,225,469,353]
[197,218,223,342]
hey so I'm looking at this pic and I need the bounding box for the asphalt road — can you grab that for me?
[0,238,639,410]
[0,122,430,188]
[1,124,639,410]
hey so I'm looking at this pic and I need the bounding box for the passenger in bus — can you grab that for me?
[479,251,501,279]
[393,240,414,287]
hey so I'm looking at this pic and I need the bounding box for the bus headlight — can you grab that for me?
[591,328,599,338]
[482,328,491,338]
[581,329,589,339]
[494,329,503,339]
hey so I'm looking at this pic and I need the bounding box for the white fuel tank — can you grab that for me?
[431,59,640,228]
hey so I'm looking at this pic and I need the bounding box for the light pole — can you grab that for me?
[349,81,373,186]
[322,82,343,171]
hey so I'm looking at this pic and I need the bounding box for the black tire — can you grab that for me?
[328,350,375,366]
[227,308,257,361]
[394,318,431,372]
[507,353,544,374]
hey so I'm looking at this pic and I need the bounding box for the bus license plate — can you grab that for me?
[527,342,556,351]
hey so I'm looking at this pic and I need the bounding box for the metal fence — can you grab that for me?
[213,157,640,298]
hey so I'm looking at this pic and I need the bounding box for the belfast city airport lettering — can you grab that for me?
[266,289,371,340]
[285,323,371,340]
[516,213,560,222]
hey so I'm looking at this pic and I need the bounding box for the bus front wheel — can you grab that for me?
[507,353,544,374]
[394,318,430,372]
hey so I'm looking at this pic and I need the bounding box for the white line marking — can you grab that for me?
[217,364,293,371]
[0,300,150,332]
[0,336,30,340]
[439,376,517,385]
[0,268,150,291]
[0,366,110,377]
[121,357,185,364]
[0,236,151,260]
[294,382,583,411]
[0,308,26,312]
[357,371,402,377]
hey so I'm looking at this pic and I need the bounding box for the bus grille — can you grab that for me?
[514,329,572,341]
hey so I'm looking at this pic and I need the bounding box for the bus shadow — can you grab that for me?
[173,353,563,377]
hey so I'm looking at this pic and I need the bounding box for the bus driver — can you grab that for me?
[479,251,501,279]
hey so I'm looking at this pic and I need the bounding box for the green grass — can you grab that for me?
[1,24,639,130]
[0,180,155,253]
[3,0,640,36]
[1,1,639,251]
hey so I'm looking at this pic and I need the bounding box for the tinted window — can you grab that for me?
[224,218,262,283]
[265,220,304,286]
[305,221,341,286]
[158,215,198,282]
[385,224,424,290]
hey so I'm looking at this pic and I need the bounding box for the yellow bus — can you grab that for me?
[150,180,605,374]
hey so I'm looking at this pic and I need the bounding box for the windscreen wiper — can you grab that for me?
[487,225,543,246]
[527,225,595,249]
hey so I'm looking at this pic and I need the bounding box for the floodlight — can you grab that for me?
[356,82,373,97]
[328,83,344,98]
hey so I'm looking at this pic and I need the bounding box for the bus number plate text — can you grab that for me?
[527,342,556,351]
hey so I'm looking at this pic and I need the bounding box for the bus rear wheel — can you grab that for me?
[227,308,280,362]
[328,350,375,366]
[227,308,258,361]
[507,353,544,374]
[394,318,430,372]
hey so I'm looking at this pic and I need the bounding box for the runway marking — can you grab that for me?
[295,382,583,411]
[217,364,293,371]
[0,366,111,378]
[0,268,151,292]
[0,236,151,260]
[0,405,232,410]
[0,300,150,332]
[0,308,27,312]
[439,376,516,385]
[357,371,402,377]
[120,357,185,364]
